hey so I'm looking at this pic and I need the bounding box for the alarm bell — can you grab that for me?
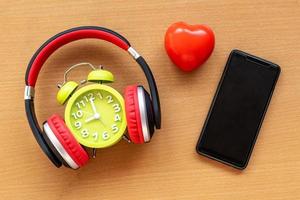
[56,81,79,105]
[56,62,114,105]
[87,69,114,83]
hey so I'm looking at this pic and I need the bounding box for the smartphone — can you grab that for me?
[196,50,280,169]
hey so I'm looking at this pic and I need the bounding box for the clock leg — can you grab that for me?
[92,148,97,158]
[122,135,132,143]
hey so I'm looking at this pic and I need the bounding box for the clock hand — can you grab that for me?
[85,113,100,123]
[90,98,99,115]
[86,99,105,125]
[85,115,96,123]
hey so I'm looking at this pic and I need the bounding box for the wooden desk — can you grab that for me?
[0,0,299,199]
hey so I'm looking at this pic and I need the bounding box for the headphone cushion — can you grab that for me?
[47,114,89,167]
[124,85,144,144]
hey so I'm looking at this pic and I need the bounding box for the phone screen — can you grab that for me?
[196,50,280,169]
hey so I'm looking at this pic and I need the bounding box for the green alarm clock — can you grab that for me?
[56,63,127,148]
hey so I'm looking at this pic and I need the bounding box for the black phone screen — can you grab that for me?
[196,50,280,169]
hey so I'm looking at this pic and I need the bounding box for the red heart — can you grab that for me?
[165,22,215,72]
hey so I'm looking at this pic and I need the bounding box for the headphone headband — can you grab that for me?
[24,26,161,167]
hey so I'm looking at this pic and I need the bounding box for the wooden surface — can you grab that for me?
[0,0,299,199]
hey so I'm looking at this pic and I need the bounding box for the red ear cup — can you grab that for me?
[125,85,153,144]
[125,85,145,144]
[43,114,89,169]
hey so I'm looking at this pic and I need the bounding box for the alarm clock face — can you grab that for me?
[65,84,127,148]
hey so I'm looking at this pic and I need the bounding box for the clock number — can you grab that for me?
[106,95,113,104]
[92,132,98,141]
[114,114,121,122]
[76,100,86,109]
[74,121,82,129]
[97,92,103,99]
[112,104,121,113]
[84,93,95,102]
[102,131,110,140]
[88,93,95,101]
[81,129,89,138]
[71,113,77,119]
[72,110,83,120]
[112,124,118,133]
[83,96,89,102]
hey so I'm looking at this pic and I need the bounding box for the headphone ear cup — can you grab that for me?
[43,114,89,169]
[125,85,154,144]
[124,85,145,144]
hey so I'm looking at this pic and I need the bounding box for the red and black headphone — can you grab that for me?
[24,26,161,169]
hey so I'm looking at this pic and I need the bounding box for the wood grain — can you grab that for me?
[0,0,299,199]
